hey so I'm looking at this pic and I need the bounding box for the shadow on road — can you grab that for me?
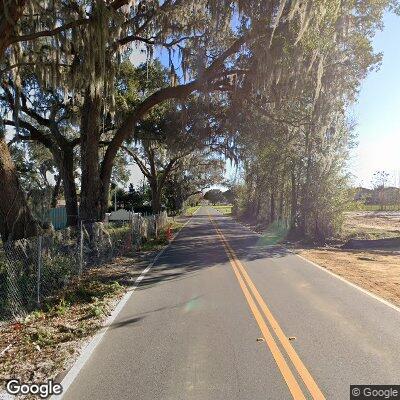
[214,215,290,260]
[109,316,145,329]
[132,214,290,293]
[107,296,204,330]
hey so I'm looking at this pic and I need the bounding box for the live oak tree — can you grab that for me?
[204,189,225,206]
[1,75,81,227]
[0,136,40,241]
[10,141,57,211]
[0,0,36,241]
[163,152,225,212]
[116,60,229,213]
[0,0,135,238]
[4,0,366,221]
[123,100,218,213]
[0,0,398,240]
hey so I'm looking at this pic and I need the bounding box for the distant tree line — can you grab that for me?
[352,171,400,211]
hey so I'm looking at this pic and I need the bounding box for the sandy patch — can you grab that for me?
[299,248,400,307]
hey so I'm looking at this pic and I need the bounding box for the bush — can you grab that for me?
[41,253,80,298]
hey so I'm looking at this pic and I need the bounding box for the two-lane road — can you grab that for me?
[61,206,400,400]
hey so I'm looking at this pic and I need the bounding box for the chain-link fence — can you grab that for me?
[0,211,168,321]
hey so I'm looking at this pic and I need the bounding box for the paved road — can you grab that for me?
[61,206,400,400]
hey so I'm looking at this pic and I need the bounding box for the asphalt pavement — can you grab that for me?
[60,206,400,400]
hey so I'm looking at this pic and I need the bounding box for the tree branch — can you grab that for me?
[100,27,271,189]
[2,82,52,128]
[4,119,54,149]
[9,18,90,44]
[121,146,151,179]
[0,0,27,56]
[1,62,70,75]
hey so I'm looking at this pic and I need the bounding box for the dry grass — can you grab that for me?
[0,262,137,388]
[342,211,400,240]
[299,248,400,307]
[212,205,233,215]
[140,220,183,251]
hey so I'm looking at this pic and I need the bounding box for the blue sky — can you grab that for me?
[129,12,400,189]
[349,11,400,187]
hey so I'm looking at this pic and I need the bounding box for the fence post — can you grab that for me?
[37,236,42,307]
[131,215,134,253]
[79,221,84,276]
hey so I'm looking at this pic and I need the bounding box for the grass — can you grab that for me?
[140,235,169,252]
[211,205,233,215]
[140,221,183,252]
[341,226,400,240]
[346,202,400,212]
[340,211,400,240]
[0,221,178,386]
[184,206,200,216]
[258,221,290,246]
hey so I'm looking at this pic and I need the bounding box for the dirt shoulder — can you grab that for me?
[299,212,400,308]
[298,248,400,308]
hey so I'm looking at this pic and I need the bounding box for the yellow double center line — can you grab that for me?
[208,214,325,400]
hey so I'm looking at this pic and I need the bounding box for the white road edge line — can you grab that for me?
[215,210,400,315]
[45,210,197,400]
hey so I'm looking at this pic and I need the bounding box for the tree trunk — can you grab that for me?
[99,174,111,220]
[278,189,284,221]
[150,181,162,213]
[270,190,276,223]
[49,143,79,226]
[290,170,297,230]
[80,90,102,221]
[0,1,26,56]
[0,137,40,241]
[63,150,79,226]
[51,174,61,208]
[299,133,312,237]
[56,147,79,226]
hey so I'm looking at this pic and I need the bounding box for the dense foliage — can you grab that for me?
[0,0,397,241]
